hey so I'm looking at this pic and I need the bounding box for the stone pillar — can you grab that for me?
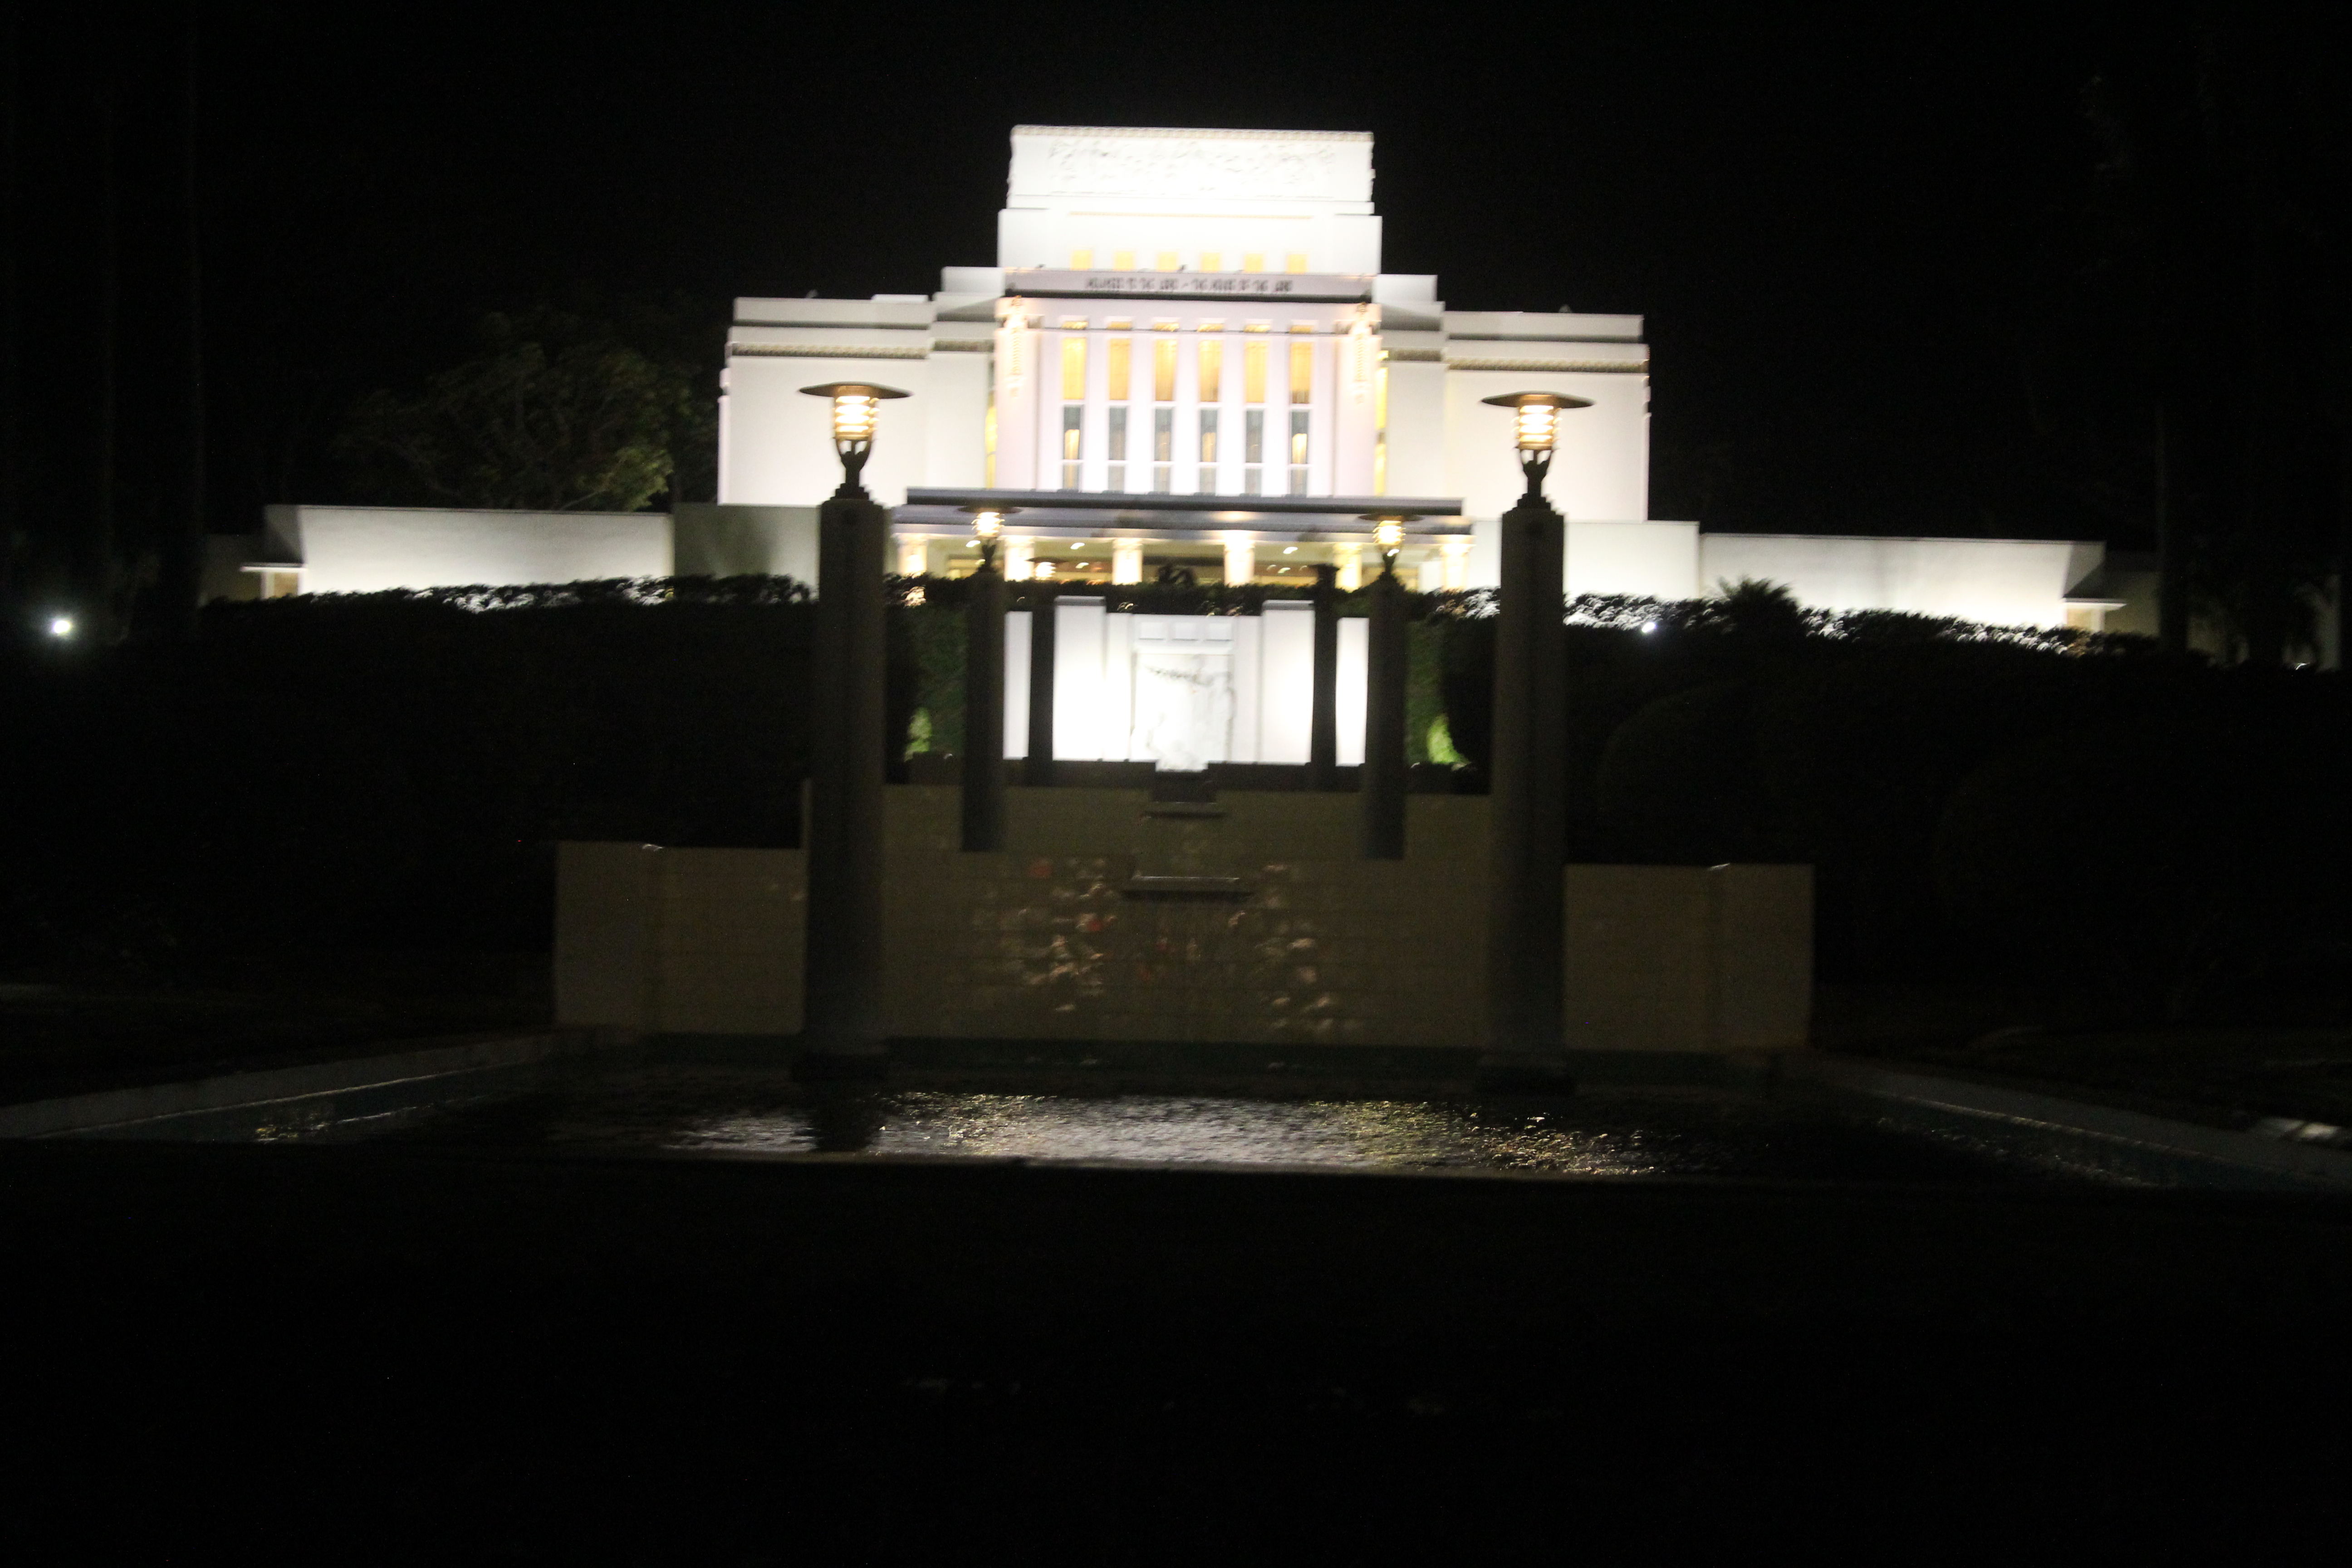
[1308,563,1338,790]
[801,489,891,1078]
[961,563,1007,851]
[1482,490,1569,1086]
[1112,539,1144,584]
[1222,534,1255,587]
[1362,566,1408,859]
[1333,543,1363,592]
[1025,581,1057,786]
[1443,536,1472,591]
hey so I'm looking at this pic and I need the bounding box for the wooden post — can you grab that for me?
[800,489,891,1078]
[1025,581,1057,787]
[1362,566,1408,858]
[1481,490,1568,1087]
[1309,563,1338,789]
[961,563,1007,851]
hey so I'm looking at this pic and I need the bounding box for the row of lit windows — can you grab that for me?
[1059,338,1316,405]
[1050,318,1333,333]
[1069,249,1311,274]
[1060,405,1312,496]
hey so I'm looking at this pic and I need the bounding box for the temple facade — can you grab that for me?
[220,123,2149,647]
[718,124,1668,597]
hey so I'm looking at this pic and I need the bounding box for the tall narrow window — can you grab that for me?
[1155,250,1179,272]
[1243,342,1266,406]
[1106,337,1131,402]
[1107,406,1128,492]
[1197,409,1219,493]
[1285,252,1309,274]
[1244,409,1264,495]
[1152,408,1173,492]
[1070,249,1093,269]
[1061,337,1087,401]
[1152,340,1176,403]
[1061,405,1083,490]
[1288,409,1309,496]
[1241,253,1265,274]
[1112,249,1135,270]
[1198,338,1222,402]
[1199,251,1222,273]
[1289,341,1312,404]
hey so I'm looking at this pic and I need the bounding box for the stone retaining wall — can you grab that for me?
[555,786,1811,1051]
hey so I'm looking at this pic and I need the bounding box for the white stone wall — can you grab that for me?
[1699,534,2105,627]
[267,505,671,595]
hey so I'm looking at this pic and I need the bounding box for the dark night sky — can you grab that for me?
[24,2,2302,552]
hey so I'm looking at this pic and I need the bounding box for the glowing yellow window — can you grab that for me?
[1153,340,1177,402]
[1285,253,1308,274]
[1241,253,1265,274]
[1106,337,1131,401]
[1290,341,1312,403]
[1112,249,1136,270]
[1244,342,1267,404]
[1198,339,1222,398]
[1150,318,1179,331]
[1289,321,1316,333]
[1155,251,1179,272]
[1070,249,1093,269]
[1061,337,1087,400]
[1243,321,1270,332]
[1199,251,1222,273]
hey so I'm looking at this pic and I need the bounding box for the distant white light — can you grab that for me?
[1642,621,1657,634]
[47,616,74,638]
[1283,545,1298,554]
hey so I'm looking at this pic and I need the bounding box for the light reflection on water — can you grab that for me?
[359,1070,2011,1182]
[679,1093,1686,1176]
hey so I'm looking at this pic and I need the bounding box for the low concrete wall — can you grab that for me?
[554,787,1813,1052]
[1563,864,1813,1052]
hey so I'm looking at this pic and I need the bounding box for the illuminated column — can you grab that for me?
[1333,543,1362,591]
[1112,539,1144,584]
[1222,534,1255,587]
[1442,536,1472,590]
[897,535,929,576]
[1004,538,1034,582]
[1417,557,1445,593]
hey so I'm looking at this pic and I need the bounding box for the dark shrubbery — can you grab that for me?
[6,577,2345,1022]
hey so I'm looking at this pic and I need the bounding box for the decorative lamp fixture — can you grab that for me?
[1359,513,1421,580]
[959,505,1019,571]
[799,382,910,495]
[1479,390,1592,498]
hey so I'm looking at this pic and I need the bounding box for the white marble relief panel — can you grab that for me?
[1129,616,1236,771]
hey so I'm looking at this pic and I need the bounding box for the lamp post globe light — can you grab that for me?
[1479,390,1590,500]
[800,382,911,497]
[960,504,1018,572]
[1478,390,1590,1088]
[1361,512,1420,578]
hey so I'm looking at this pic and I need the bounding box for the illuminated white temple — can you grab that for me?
[716,124,1669,596]
[230,123,2132,646]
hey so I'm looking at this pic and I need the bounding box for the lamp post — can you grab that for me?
[1359,514,1418,859]
[797,381,908,1079]
[1308,559,1340,791]
[1477,390,1590,1087]
[959,506,1015,852]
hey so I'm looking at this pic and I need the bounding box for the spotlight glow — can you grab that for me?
[47,616,74,638]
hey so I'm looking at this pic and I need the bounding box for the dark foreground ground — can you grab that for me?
[4,1134,2349,1561]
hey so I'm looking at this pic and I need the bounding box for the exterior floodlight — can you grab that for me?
[1359,513,1421,579]
[47,616,74,638]
[799,381,910,496]
[960,504,1020,570]
[1480,390,1592,499]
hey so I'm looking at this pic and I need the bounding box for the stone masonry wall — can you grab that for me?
[555,787,1812,1051]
